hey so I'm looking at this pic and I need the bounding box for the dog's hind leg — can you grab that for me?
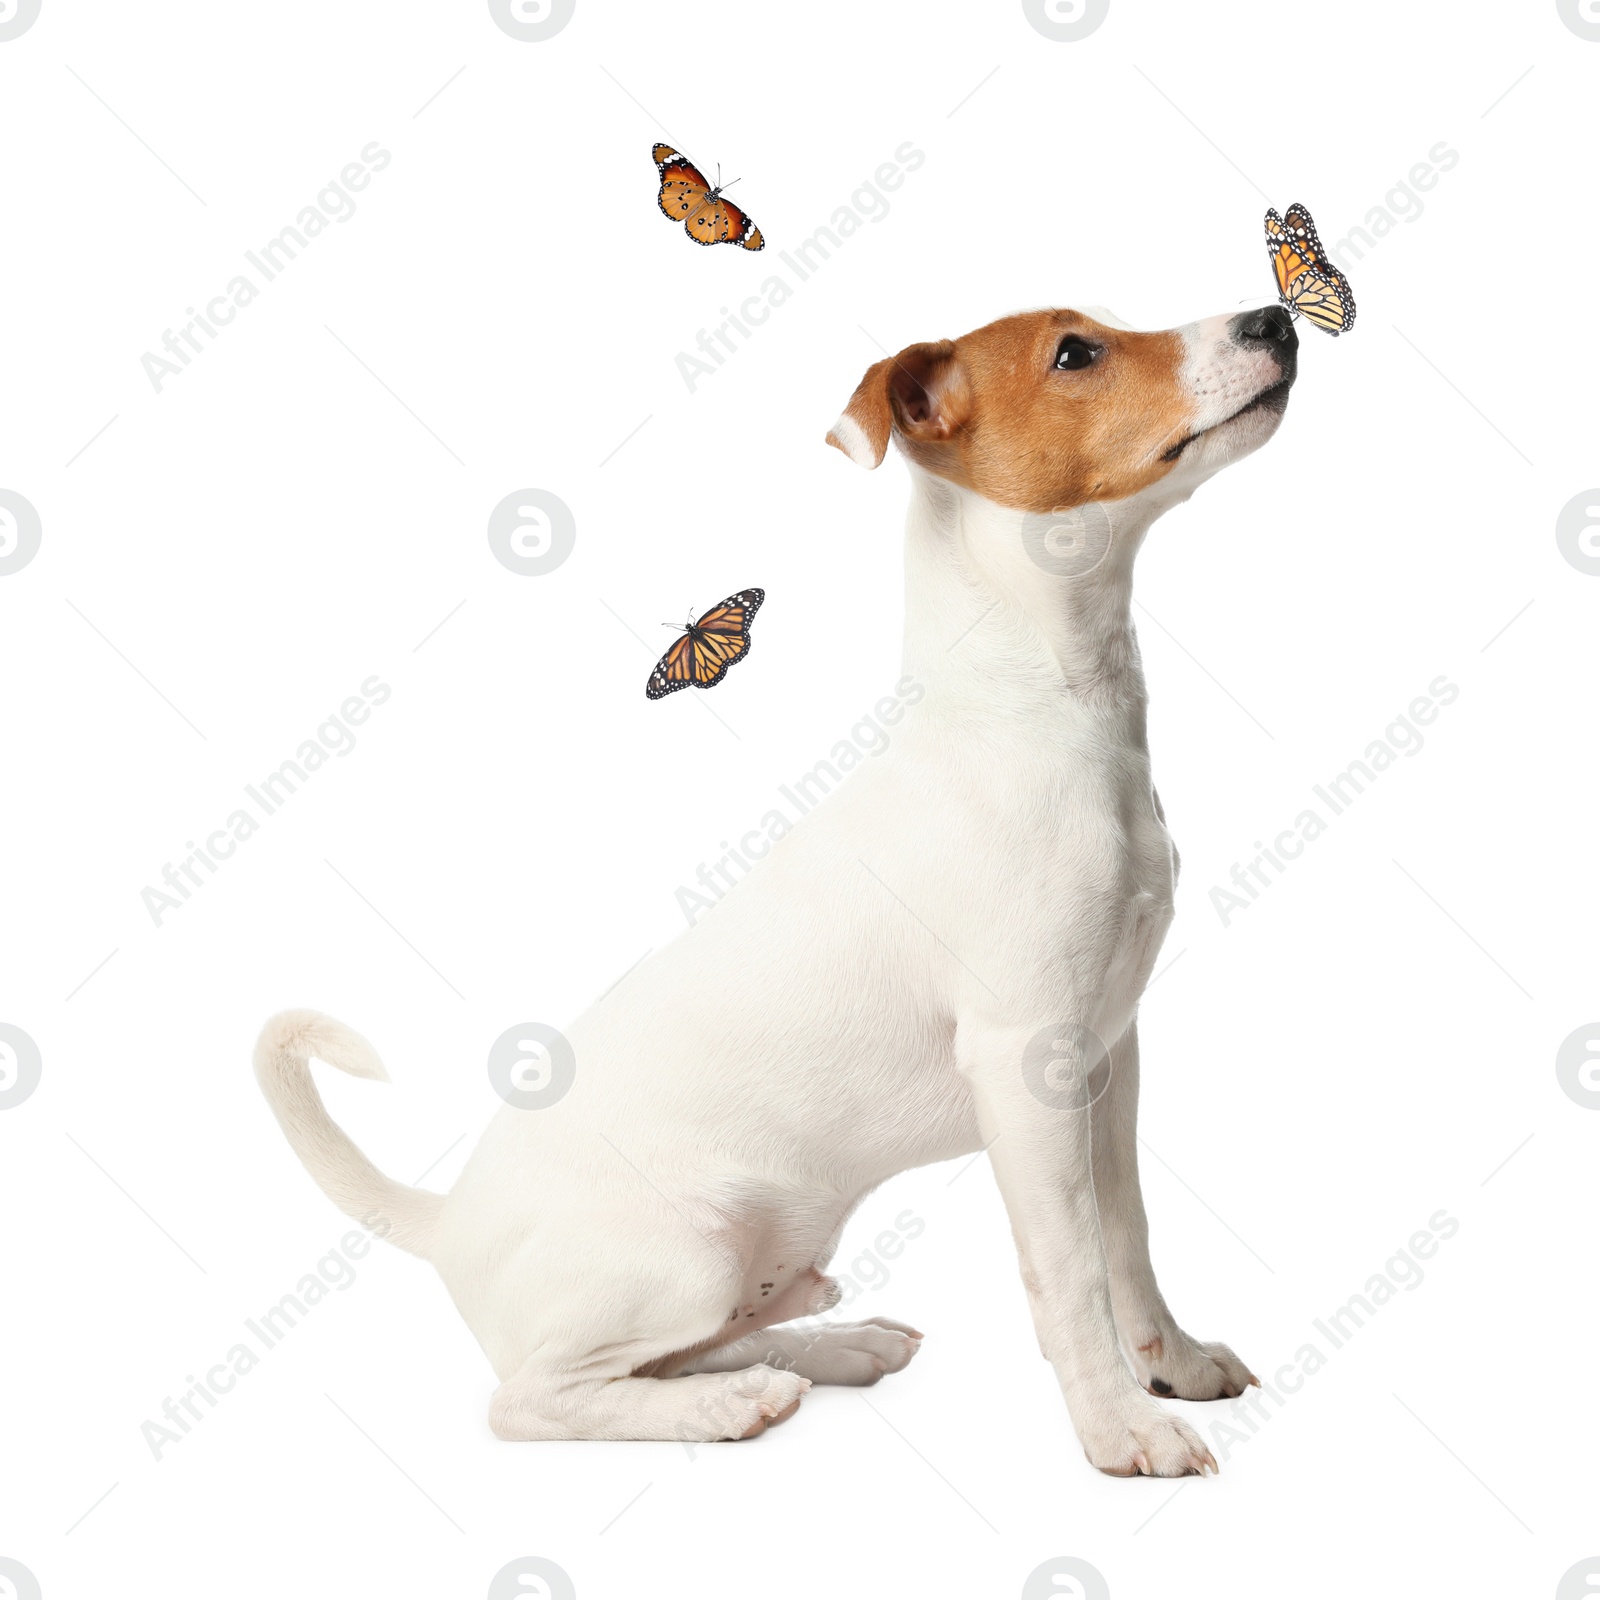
[489,1361,810,1442]
[1091,1023,1258,1401]
[682,1318,923,1386]
[472,1214,817,1442]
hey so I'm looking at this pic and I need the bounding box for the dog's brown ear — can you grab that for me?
[826,342,967,468]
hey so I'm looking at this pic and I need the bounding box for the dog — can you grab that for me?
[256,301,1297,1475]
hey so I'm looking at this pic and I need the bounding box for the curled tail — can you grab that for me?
[253,1009,443,1260]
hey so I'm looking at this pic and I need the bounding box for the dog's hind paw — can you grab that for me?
[779,1318,924,1385]
[724,1365,812,1439]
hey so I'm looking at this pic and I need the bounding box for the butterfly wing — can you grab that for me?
[1264,207,1298,300]
[1264,203,1356,336]
[684,196,734,246]
[653,142,696,174]
[685,194,765,250]
[1265,206,1316,304]
[683,587,761,685]
[694,588,764,639]
[1287,269,1357,335]
[1284,202,1332,259]
[645,631,699,699]
[688,628,747,685]
[655,144,714,224]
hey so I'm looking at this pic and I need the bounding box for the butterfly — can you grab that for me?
[653,143,764,251]
[646,589,765,699]
[1264,203,1356,336]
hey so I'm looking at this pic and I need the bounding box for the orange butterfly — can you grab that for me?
[1264,202,1356,336]
[653,144,764,251]
[646,589,764,699]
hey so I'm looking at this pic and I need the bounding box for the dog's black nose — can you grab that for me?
[1229,305,1297,348]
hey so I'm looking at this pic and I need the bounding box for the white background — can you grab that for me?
[2,1,1596,1597]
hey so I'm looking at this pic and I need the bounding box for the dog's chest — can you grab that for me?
[1022,716,1176,895]
[1057,760,1175,1033]
[991,727,1178,998]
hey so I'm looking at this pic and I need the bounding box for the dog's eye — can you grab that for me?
[1054,336,1099,372]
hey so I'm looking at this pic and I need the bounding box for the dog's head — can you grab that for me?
[827,305,1296,511]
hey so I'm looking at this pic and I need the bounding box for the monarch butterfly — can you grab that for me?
[653,144,764,251]
[1264,203,1356,336]
[645,589,765,699]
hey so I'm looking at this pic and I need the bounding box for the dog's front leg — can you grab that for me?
[958,1017,1216,1477]
[1092,1023,1258,1400]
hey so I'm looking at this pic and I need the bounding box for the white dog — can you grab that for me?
[256,302,1297,1475]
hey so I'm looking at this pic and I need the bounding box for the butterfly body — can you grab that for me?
[1264,202,1355,336]
[653,143,764,250]
[646,588,764,699]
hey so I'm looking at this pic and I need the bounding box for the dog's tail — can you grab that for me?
[253,1009,443,1260]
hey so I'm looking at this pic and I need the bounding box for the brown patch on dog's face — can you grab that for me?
[827,306,1296,510]
[893,312,1190,512]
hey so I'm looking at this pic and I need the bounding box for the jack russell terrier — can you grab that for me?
[256,301,1297,1476]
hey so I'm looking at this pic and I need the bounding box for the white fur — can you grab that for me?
[826,410,878,468]
[256,305,1287,1469]
[1178,313,1291,441]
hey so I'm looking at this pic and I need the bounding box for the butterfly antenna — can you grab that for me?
[720,176,742,192]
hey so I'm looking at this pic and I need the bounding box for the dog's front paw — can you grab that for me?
[1132,1330,1257,1401]
[1079,1395,1217,1478]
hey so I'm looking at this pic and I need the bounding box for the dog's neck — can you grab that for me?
[899,467,1172,732]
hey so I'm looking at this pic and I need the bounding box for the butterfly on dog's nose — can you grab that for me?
[653,144,765,251]
[1264,202,1356,336]
[645,589,765,700]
